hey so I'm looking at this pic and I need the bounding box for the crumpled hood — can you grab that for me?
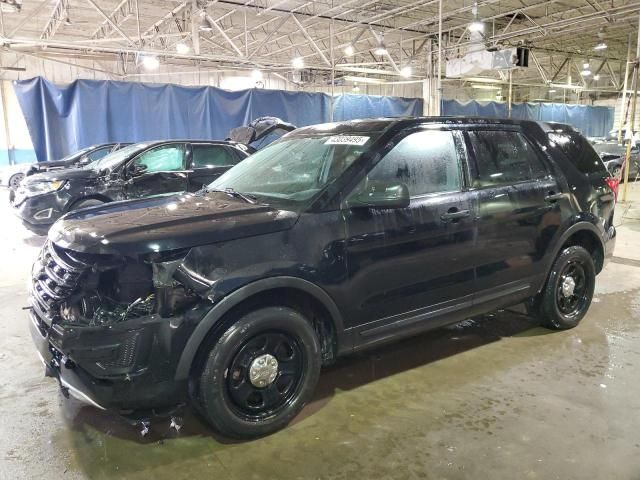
[48,192,299,256]
[23,167,98,184]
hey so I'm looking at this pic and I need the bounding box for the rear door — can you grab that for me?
[124,143,189,198]
[342,127,477,344]
[186,143,242,191]
[465,128,562,307]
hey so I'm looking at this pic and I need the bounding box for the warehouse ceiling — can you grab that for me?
[0,0,638,99]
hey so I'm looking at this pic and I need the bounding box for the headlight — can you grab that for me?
[25,180,66,196]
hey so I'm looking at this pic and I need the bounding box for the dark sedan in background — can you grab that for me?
[12,140,252,234]
[592,142,640,180]
[3,143,129,191]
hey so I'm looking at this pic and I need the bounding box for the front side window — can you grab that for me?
[192,145,236,168]
[469,130,546,188]
[362,129,461,197]
[87,146,111,162]
[133,144,185,172]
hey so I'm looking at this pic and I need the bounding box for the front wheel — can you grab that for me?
[8,172,24,190]
[533,246,596,330]
[195,306,321,439]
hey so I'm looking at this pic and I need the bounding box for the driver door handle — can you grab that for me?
[440,208,470,223]
[544,192,563,202]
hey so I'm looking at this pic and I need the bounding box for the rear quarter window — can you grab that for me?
[547,131,607,175]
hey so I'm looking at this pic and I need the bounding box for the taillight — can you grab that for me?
[605,177,620,200]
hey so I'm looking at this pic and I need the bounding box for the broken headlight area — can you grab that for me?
[33,242,210,329]
[29,241,215,409]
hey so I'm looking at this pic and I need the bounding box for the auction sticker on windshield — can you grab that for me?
[324,136,370,146]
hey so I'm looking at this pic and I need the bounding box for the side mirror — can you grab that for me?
[346,181,410,209]
[128,163,148,177]
[78,155,91,166]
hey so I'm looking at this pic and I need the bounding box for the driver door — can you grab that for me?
[342,127,477,346]
[125,143,189,198]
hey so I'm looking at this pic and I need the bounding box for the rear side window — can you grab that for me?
[468,130,547,188]
[192,145,237,168]
[365,129,461,196]
[548,131,606,174]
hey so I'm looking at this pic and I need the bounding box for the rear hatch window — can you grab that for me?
[547,131,607,175]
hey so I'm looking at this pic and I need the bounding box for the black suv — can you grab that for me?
[13,140,251,234]
[28,117,616,439]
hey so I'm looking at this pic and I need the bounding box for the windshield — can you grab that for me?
[208,133,380,206]
[59,146,92,163]
[89,143,148,171]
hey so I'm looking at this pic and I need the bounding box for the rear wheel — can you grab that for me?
[195,306,321,439]
[531,246,596,330]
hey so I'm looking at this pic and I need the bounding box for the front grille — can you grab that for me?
[30,240,93,330]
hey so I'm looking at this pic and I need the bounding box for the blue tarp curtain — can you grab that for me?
[14,77,423,162]
[441,99,614,138]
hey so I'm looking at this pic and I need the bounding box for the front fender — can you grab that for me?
[174,276,346,380]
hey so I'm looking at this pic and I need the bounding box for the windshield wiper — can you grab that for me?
[207,187,258,204]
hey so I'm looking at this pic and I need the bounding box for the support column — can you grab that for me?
[622,12,640,202]
[0,81,14,166]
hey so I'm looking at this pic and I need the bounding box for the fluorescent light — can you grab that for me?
[251,69,263,81]
[469,20,484,32]
[594,41,607,50]
[593,74,600,81]
[548,89,557,93]
[400,65,412,78]
[292,56,304,69]
[580,69,591,76]
[176,42,190,54]
[583,62,590,69]
[550,83,585,90]
[344,44,355,56]
[141,55,159,70]
[471,84,501,90]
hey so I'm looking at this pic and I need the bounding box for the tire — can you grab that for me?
[8,172,24,190]
[69,198,104,211]
[534,246,596,330]
[195,306,321,439]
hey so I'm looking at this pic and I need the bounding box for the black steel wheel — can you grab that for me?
[536,245,596,330]
[195,306,321,439]
[226,332,304,420]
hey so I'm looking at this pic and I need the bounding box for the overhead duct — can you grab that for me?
[446,31,528,78]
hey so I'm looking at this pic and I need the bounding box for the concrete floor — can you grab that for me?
[2,187,640,480]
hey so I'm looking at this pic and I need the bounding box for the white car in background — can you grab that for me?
[0,162,32,189]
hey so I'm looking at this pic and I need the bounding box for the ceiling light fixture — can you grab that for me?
[400,65,412,78]
[344,44,355,56]
[594,41,607,51]
[373,33,387,56]
[593,74,600,81]
[176,42,190,54]
[292,56,304,69]
[580,69,592,76]
[199,11,214,32]
[251,69,263,81]
[141,55,160,70]
[583,62,590,69]
[469,2,484,32]
[548,89,557,93]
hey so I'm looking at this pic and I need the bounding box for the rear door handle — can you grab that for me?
[440,209,471,223]
[544,192,563,202]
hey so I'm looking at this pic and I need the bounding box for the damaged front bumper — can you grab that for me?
[28,306,205,413]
